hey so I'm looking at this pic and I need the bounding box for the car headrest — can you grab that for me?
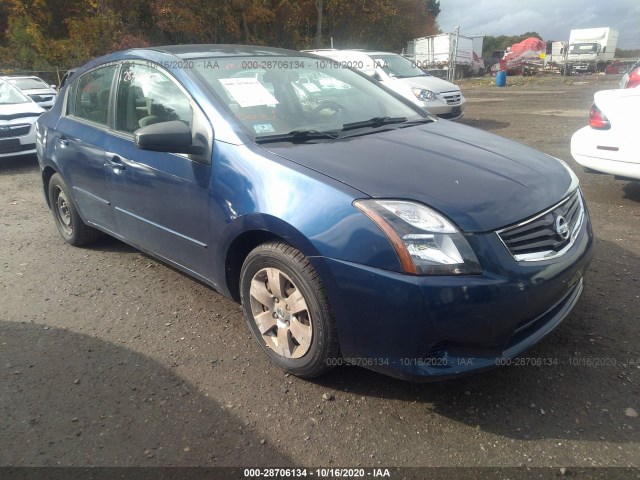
[262,70,299,84]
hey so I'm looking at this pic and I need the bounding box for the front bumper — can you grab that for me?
[0,123,37,158]
[568,60,596,72]
[313,210,593,381]
[421,95,466,120]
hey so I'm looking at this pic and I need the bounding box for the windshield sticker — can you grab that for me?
[219,78,279,108]
[253,123,276,134]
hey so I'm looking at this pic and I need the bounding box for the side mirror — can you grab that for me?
[50,84,57,89]
[134,120,201,154]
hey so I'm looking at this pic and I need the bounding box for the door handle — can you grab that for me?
[59,136,69,146]
[105,155,126,171]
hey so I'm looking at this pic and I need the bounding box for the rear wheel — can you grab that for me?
[240,241,340,378]
[48,173,102,246]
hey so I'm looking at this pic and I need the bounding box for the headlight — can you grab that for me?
[552,157,580,192]
[412,87,437,102]
[35,121,47,150]
[354,200,482,275]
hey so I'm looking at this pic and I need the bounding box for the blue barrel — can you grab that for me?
[496,70,507,87]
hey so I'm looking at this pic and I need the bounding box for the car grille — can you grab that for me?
[441,91,461,105]
[30,95,53,102]
[497,189,585,262]
[0,112,40,121]
[0,124,31,139]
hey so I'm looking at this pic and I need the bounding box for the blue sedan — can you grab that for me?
[36,45,593,381]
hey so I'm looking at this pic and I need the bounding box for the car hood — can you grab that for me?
[263,120,574,233]
[0,101,44,119]
[399,75,461,94]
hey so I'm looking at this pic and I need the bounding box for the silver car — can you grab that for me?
[1,76,58,110]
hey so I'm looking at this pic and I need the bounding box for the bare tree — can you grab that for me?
[314,0,323,47]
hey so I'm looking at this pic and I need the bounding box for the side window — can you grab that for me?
[70,66,117,126]
[116,63,192,134]
[66,81,78,116]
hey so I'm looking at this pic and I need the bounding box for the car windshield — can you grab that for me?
[372,54,428,79]
[191,55,425,139]
[7,77,51,89]
[0,81,30,104]
[569,43,599,54]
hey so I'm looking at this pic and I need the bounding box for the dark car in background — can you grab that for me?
[620,59,640,89]
[35,45,593,381]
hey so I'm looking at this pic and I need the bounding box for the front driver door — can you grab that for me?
[104,62,213,281]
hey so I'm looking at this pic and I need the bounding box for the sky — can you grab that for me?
[438,0,640,50]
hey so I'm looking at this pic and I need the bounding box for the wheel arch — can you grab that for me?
[222,215,324,302]
[41,165,59,208]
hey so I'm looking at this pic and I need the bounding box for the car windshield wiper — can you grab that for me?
[400,117,436,126]
[341,116,408,131]
[255,129,339,144]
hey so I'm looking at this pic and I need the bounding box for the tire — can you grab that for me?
[240,241,340,378]
[48,173,102,246]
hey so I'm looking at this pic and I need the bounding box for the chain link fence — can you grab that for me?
[0,68,72,87]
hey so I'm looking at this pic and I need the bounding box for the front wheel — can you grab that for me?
[48,173,102,246]
[240,241,340,378]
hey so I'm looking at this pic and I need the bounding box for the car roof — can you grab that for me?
[146,44,306,58]
[77,44,317,74]
[72,45,320,83]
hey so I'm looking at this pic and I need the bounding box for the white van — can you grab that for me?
[305,49,465,119]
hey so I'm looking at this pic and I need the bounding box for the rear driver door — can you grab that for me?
[54,65,118,234]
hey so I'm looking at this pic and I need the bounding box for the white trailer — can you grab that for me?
[544,41,568,65]
[406,33,484,78]
[566,27,618,72]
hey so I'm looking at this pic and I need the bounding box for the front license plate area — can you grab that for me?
[0,138,21,153]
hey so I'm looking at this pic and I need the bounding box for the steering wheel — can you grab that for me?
[309,100,345,119]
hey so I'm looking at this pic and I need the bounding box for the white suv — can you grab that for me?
[305,49,465,119]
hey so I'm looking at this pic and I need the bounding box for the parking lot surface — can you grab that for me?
[1,75,638,470]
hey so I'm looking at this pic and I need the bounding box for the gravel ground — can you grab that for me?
[0,74,638,473]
